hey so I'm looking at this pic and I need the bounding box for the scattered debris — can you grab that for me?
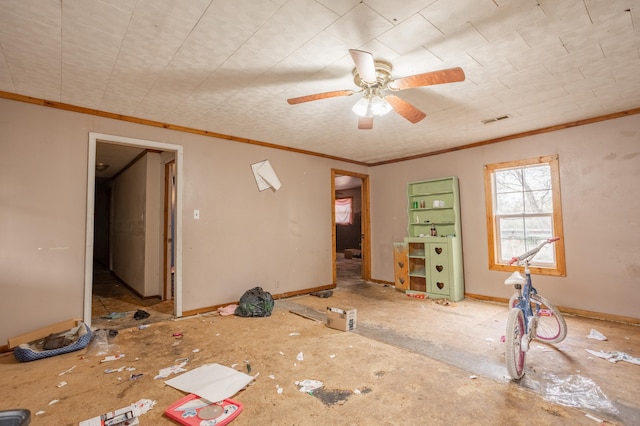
[289,310,321,322]
[79,398,156,426]
[310,290,333,298]
[172,332,183,338]
[130,373,144,380]
[134,310,150,320]
[539,374,618,414]
[407,293,426,299]
[435,298,455,306]
[218,304,238,316]
[585,413,604,423]
[469,375,478,379]
[296,379,323,393]
[587,329,607,341]
[58,365,76,376]
[585,349,640,365]
[104,366,127,374]
[35,411,45,416]
[192,348,200,353]
[296,352,304,361]
[48,400,59,405]
[101,354,125,363]
[289,332,301,336]
[138,324,149,330]
[56,381,67,388]
[102,312,127,320]
[154,361,188,379]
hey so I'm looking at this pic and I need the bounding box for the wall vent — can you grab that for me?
[481,114,512,124]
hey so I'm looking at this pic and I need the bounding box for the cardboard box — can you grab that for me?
[326,306,357,331]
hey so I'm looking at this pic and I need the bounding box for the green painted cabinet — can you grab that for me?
[403,177,464,301]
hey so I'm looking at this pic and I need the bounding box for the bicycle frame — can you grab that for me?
[513,261,539,342]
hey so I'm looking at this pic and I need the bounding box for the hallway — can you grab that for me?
[91,264,174,330]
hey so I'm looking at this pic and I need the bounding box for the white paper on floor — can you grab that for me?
[165,363,255,403]
[585,349,640,365]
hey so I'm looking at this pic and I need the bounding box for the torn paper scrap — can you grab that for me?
[251,160,282,191]
[155,361,188,379]
[296,379,323,393]
[587,329,607,341]
[165,363,255,403]
[585,349,640,365]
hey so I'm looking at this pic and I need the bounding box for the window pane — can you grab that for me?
[496,192,524,214]
[523,165,551,190]
[524,189,553,213]
[335,198,352,225]
[495,169,523,193]
[498,217,525,261]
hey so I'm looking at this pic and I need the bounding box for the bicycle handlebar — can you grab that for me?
[509,237,560,265]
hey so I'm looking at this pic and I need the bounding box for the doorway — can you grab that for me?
[84,133,184,327]
[332,169,370,285]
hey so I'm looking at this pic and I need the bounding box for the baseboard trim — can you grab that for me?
[465,293,640,325]
[366,284,640,325]
[181,284,337,318]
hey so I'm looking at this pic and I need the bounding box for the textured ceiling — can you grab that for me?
[1,0,639,164]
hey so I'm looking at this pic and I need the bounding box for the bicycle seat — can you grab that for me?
[504,271,526,286]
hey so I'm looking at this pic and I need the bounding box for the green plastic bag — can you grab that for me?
[235,287,274,317]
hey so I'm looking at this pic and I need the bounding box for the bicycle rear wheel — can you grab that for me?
[531,294,567,344]
[505,308,526,380]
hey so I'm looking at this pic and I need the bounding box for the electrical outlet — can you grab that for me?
[194,209,200,219]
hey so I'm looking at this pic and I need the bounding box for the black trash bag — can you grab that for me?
[235,287,274,317]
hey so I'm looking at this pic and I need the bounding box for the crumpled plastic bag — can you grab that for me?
[235,287,274,317]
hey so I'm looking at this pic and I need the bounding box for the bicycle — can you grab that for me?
[504,237,567,379]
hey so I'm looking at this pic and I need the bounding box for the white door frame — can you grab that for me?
[84,132,184,325]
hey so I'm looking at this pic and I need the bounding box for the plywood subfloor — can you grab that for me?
[1,259,638,425]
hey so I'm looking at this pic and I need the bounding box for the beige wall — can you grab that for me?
[0,98,367,344]
[1,96,638,346]
[110,152,162,298]
[370,114,640,319]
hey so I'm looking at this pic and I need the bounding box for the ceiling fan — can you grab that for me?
[287,49,465,130]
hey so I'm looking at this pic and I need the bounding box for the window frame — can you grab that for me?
[484,154,566,276]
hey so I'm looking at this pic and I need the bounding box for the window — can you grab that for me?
[484,155,566,276]
[335,198,353,225]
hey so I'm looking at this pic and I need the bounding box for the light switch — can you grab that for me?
[194,209,200,219]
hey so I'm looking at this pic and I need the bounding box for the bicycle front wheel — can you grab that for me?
[531,293,567,344]
[505,308,526,380]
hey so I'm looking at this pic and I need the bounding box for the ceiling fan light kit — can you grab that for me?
[351,89,393,118]
[287,49,465,130]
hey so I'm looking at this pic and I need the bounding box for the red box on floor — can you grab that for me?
[164,394,243,425]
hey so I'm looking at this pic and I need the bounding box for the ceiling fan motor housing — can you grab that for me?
[353,60,392,89]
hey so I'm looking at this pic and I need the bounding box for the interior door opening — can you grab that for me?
[332,169,370,286]
[84,133,183,327]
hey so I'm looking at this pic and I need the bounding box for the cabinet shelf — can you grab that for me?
[396,176,465,302]
[409,207,453,212]
[409,190,452,196]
